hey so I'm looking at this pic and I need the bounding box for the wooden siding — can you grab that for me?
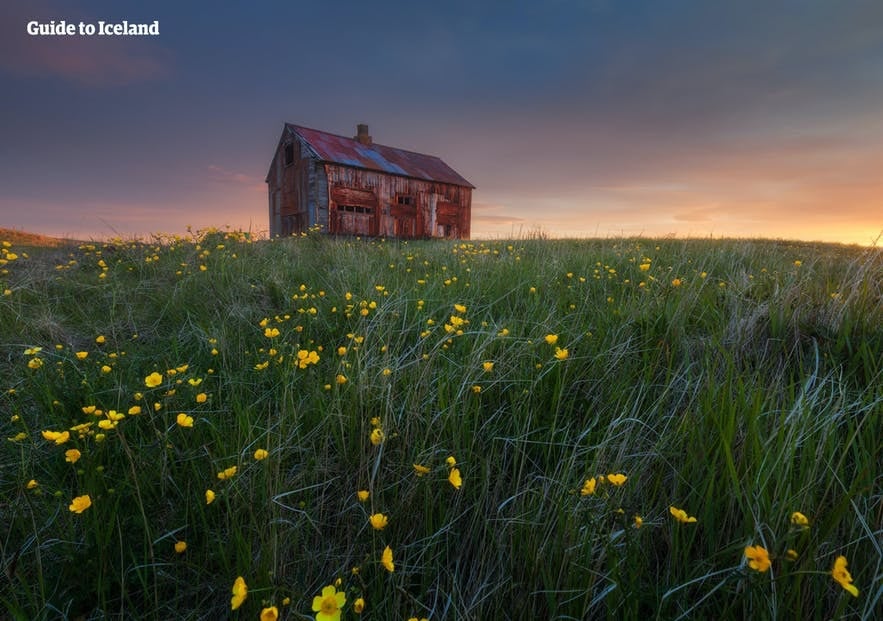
[267,125,472,239]
[324,164,471,239]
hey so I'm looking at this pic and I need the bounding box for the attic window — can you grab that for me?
[396,195,414,206]
[284,143,294,166]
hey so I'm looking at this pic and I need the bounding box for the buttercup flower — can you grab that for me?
[174,541,187,554]
[580,477,597,496]
[260,606,279,621]
[69,494,92,514]
[369,428,384,446]
[312,584,346,621]
[144,372,163,388]
[42,430,70,445]
[254,448,268,461]
[357,489,369,502]
[369,513,388,530]
[634,515,643,528]
[217,465,238,480]
[831,555,859,597]
[353,597,365,613]
[554,347,569,360]
[446,455,457,467]
[413,463,430,477]
[205,489,216,505]
[482,361,494,373]
[448,467,462,489]
[744,545,771,572]
[669,506,697,523]
[381,545,395,572]
[176,413,194,428]
[544,334,558,345]
[607,473,627,486]
[65,448,82,463]
[231,576,247,610]
[26,479,38,489]
[790,511,810,528]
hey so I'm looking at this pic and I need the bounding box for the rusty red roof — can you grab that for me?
[285,123,474,188]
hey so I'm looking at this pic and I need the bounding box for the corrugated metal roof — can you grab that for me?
[286,123,474,188]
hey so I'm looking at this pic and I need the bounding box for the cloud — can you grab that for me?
[0,2,168,86]
[206,165,265,193]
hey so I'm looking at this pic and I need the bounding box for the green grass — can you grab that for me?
[1,231,880,620]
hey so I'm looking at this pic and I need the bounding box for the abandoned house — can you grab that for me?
[266,123,474,238]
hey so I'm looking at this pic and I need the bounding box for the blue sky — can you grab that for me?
[2,0,882,244]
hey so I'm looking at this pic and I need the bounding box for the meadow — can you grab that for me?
[1,229,880,620]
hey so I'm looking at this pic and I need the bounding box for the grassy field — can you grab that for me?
[1,230,880,620]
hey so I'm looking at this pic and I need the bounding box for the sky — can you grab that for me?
[1,0,882,245]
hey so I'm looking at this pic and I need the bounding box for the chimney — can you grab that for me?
[355,124,372,145]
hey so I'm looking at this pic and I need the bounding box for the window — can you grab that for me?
[338,205,373,214]
[396,194,414,206]
[284,143,294,166]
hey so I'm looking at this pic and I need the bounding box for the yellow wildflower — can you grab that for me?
[65,449,82,463]
[381,545,395,572]
[790,511,810,528]
[580,477,597,496]
[144,372,163,388]
[174,541,187,554]
[554,347,569,360]
[357,490,369,502]
[253,448,268,461]
[544,334,558,345]
[42,430,70,445]
[831,555,859,597]
[230,576,247,610]
[264,327,280,338]
[669,506,697,523]
[312,584,346,621]
[75,351,89,360]
[482,361,494,372]
[448,467,462,489]
[205,489,216,505]
[369,428,384,446]
[369,513,389,530]
[446,455,457,467]
[744,545,771,572]
[607,473,627,486]
[217,465,238,480]
[69,494,92,514]
[413,463,430,477]
[353,597,365,614]
[260,606,278,621]
[634,515,643,528]
[176,413,194,428]
[336,374,348,385]
[26,479,38,489]
[195,392,207,403]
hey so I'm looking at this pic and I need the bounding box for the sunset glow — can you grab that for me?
[2,1,881,246]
